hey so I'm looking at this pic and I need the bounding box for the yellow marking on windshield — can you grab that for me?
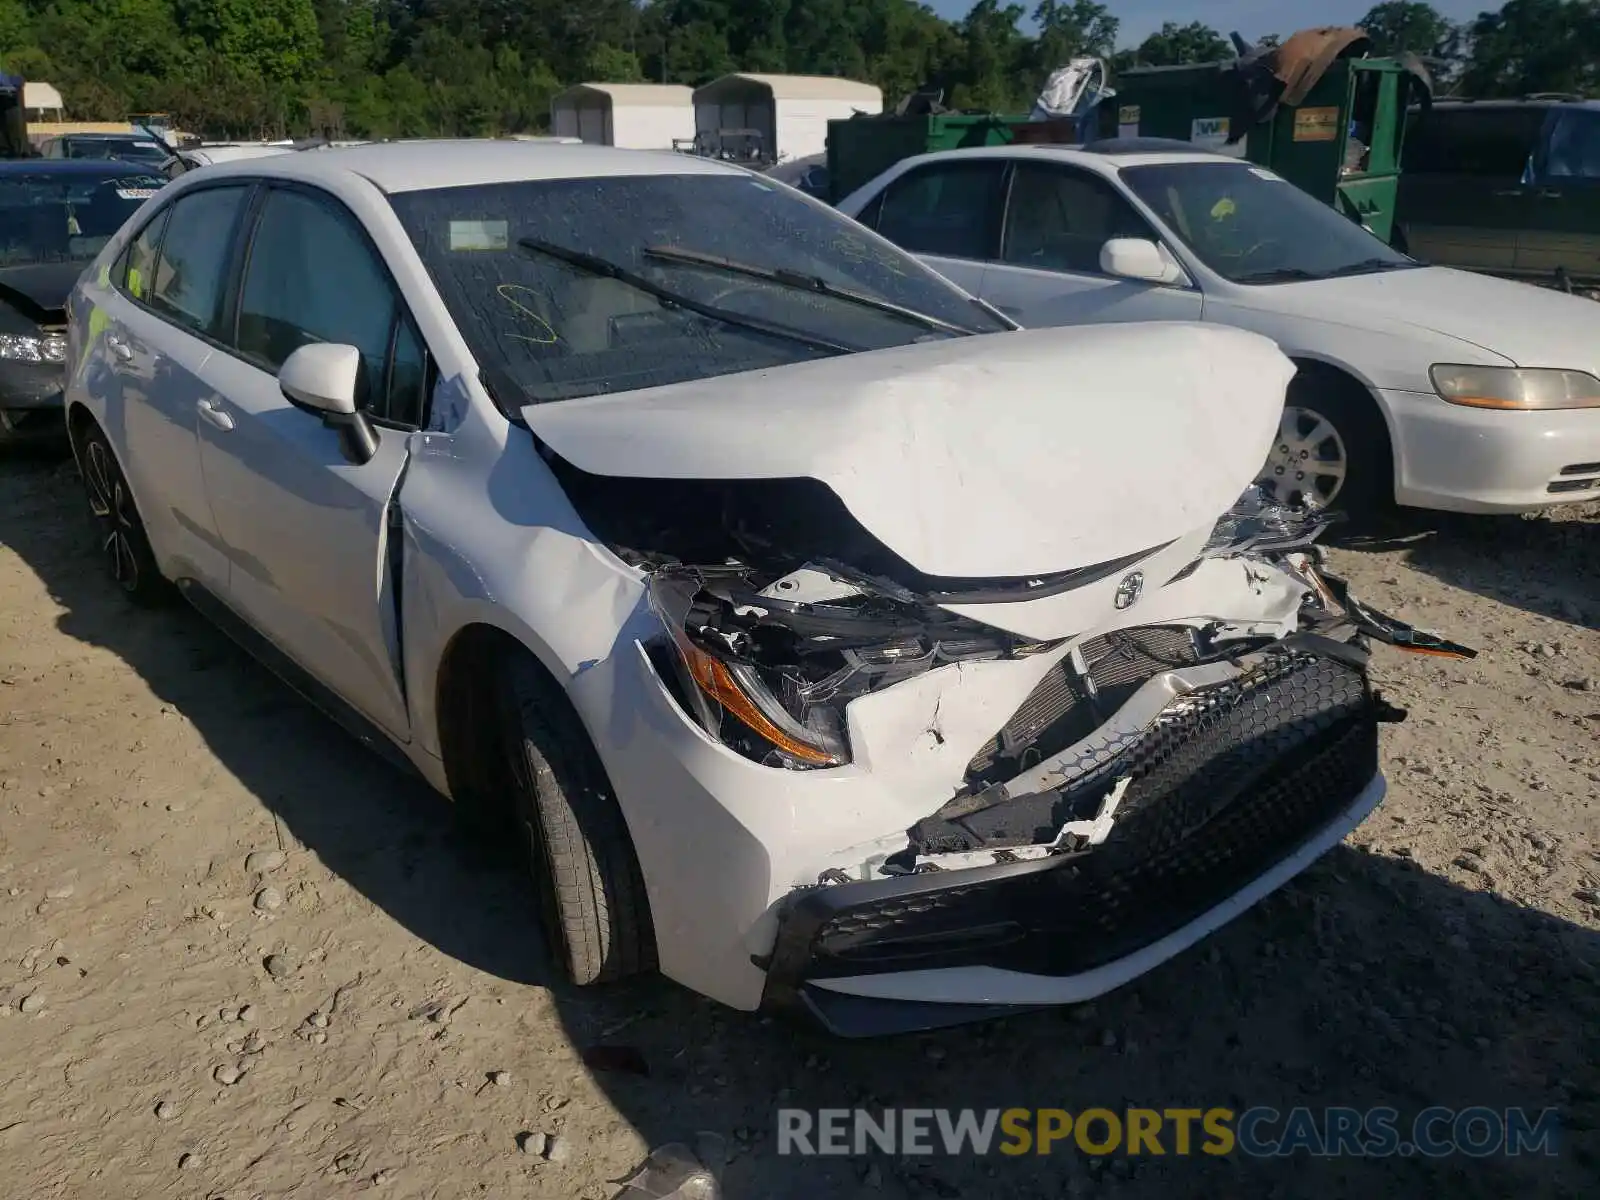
[496,284,558,345]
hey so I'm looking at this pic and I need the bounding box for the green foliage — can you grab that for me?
[1115,20,1232,70]
[1358,2,1457,57]
[0,1,1591,140]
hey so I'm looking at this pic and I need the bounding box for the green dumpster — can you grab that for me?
[1107,55,1416,244]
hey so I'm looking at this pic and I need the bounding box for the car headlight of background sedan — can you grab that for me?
[0,331,68,364]
[1430,364,1600,411]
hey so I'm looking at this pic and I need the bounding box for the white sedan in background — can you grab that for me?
[838,143,1600,515]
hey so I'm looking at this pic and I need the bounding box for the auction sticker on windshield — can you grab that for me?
[448,219,509,251]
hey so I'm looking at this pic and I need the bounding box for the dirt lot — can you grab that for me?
[1,449,1597,1200]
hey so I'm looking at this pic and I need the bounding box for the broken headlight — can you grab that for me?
[647,566,1050,771]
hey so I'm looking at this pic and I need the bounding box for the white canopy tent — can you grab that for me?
[22,82,64,119]
[691,73,883,163]
[549,83,695,150]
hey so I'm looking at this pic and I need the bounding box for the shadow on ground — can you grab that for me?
[4,452,1597,1199]
[1329,507,1598,631]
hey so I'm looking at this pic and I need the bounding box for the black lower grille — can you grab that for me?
[966,626,1200,783]
[781,652,1377,981]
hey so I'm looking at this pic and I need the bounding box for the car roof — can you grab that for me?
[0,158,165,176]
[58,131,162,140]
[189,139,751,194]
[881,143,1248,179]
[1430,97,1600,113]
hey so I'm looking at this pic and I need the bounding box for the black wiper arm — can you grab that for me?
[641,244,977,337]
[1321,257,1418,278]
[1232,266,1324,284]
[514,237,855,356]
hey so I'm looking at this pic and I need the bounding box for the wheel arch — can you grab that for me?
[1285,353,1399,495]
[430,620,617,841]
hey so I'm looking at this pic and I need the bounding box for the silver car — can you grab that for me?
[64,142,1468,1035]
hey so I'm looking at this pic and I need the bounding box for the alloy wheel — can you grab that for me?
[1258,405,1348,508]
[84,440,141,591]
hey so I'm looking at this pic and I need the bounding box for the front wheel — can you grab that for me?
[498,657,656,985]
[76,421,173,606]
[1256,371,1392,517]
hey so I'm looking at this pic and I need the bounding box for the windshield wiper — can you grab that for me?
[641,244,978,337]
[515,237,855,356]
[1232,266,1325,284]
[1319,257,1420,279]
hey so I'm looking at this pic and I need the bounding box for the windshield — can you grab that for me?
[1119,161,1417,284]
[65,138,170,165]
[388,172,1008,405]
[0,171,164,266]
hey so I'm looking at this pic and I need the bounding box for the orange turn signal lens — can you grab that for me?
[680,644,842,767]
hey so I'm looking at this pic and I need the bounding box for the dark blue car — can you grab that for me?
[0,159,166,443]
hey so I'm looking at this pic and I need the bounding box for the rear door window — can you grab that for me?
[143,185,251,338]
[875,161,1006,260]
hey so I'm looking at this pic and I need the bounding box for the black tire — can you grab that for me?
[1258,368,1393,519]
[498,657,656,985]
[75,420,175,606]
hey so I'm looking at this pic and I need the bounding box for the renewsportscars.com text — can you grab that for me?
[777,1106,1560,1159]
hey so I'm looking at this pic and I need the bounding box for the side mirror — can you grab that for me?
[279,343,379,465]
[1100,237,1185,286]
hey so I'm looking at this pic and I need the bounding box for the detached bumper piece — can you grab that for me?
[760,650,1379,1035]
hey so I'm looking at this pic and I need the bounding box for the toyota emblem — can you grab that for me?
[1114,571,1145,610]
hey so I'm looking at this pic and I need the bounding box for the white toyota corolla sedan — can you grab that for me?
[63,142,1469,1035]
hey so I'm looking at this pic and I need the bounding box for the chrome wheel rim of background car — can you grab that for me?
[85,441,141,591]
[1259,405,1348,508]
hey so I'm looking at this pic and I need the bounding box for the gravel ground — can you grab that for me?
[1,450,1596,1200]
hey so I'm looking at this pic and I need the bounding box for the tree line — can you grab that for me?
[0,0,1595,142]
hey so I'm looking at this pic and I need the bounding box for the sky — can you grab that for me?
[925,1,1489,46]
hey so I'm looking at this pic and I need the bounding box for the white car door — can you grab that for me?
[193,184,431,741]
[978,161,1204,327]
[76,183,256,592]
[861,158,1006,297]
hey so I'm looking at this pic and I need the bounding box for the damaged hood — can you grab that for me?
[0,262,81,325]
[524,323,1295,581]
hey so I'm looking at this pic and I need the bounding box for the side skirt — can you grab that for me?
[177,578,423,782]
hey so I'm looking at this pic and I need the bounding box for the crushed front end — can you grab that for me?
[639,486,1474,1036]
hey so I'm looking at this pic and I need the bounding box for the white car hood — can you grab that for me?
[1262,266,1600,371]
[523,323,1294,580]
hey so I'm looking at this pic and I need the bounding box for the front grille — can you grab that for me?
[1559,462,1600,476]
[1548,479,1595,494]
[802,652,1377,979]
[966,626,1200,782]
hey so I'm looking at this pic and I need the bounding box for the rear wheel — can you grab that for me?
[76,420,173,606]
[1256,370,1392,518]
[497,657,656,985]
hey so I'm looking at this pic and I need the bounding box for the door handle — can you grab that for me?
[196,397,235,432]
[105,333,134,362]
[1536,188,1563,199]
